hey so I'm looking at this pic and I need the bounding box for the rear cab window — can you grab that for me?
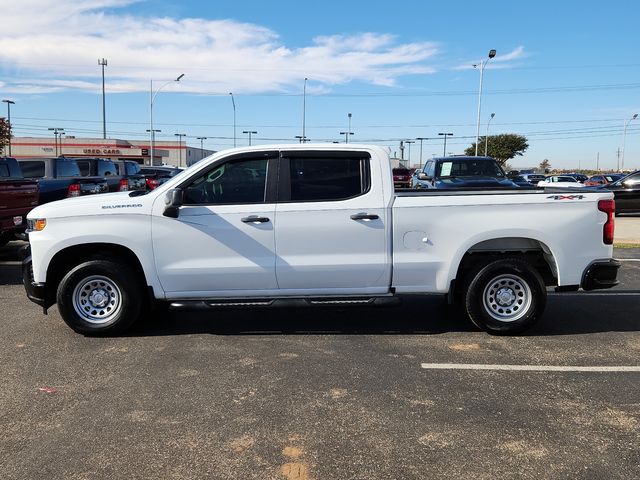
[20,161,46,178]
[56,159,81,178]
[97,159,117,177]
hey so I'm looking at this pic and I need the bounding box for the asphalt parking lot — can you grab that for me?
[1,240,639,479]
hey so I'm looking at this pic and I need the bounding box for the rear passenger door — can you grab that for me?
[274,151,390,293]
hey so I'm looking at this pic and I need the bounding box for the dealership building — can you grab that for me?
[6,137,215,167]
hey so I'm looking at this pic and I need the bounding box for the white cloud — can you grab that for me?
[452,46,528,70]
[0,0,438,95]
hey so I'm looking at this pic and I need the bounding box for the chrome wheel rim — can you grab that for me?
[482,274,532,323]
[72,275,122,324]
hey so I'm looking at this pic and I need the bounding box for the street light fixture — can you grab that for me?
[98,58,107,139]
[438,133,453,157]
[340,112,354,143]
[416,137,429,169]
[174,133,187,167]
[48,127,65,156]
[229,92,236,148]
[302,77,308,143]
[622,113,638,172]
[243,130,257,146]
[404,140,415,165]
[473,49,496,156]
[2,99,15,156]
[149,73,184,166]
[197,136,208,160]
[485,112,495,156]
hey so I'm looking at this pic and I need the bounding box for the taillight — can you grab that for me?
[67,183,81,197]
[146,178,159,190]
[119,178,130,191]
[598,199,615,245]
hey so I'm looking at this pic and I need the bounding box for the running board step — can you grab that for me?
[168,296,400,311]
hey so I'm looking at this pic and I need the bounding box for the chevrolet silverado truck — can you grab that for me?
[23,144,620,335]
[0,157,39,247]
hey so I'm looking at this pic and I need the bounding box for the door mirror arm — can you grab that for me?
[163,188,184,218]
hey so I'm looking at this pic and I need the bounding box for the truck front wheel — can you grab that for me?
[56,259,143,335]
[462,258,546,335]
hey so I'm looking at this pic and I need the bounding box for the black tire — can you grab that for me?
[461,257,546,335]
[56,259,144,335]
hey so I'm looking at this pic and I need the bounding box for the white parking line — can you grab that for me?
[420,363,640,372]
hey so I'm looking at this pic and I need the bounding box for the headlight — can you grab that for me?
[27,219,47,232]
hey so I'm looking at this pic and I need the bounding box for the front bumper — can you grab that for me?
[22,247,51,310]
[581,259,621,291]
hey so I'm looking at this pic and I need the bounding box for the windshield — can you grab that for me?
[436,159,504,178]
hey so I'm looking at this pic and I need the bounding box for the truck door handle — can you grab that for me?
[241,215,270,223]
[350,213,379,221]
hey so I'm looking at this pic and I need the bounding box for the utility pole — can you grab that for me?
[616,147,622,172]
[622,113,638,172]
[596,152,599,171]
[339,112,354,143]
[146,129,161,165]
[98,58,107,139]
[438,133,453,157]
[48,127,64,156]
[474,49,496,156]
[399,140,405,161]
[405,140,415,165]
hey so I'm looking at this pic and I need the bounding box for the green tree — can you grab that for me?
[539,158,551,172]
[0,118,9,155]
[465,133,529,167]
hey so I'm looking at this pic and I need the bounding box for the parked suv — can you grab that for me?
[416,156,518,189]
[17,157,108,204]
[139,166,182,190]
[72,157,145,192]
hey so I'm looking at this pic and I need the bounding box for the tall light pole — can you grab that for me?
[474,49,496,156]
[416,137,428,169]
[438,133,453,157]
[405,140,415,165]
[622,113,638,172]
[197,136,208,160]
[98,58,107,139]
[485,112,495,156]
[174,133,186,167]
[340,112,354,143]
[302,77,308,143]
[2,99,15,156]
[150,73,184,166]
[48,127,64,156]
[146,129,161,164]
[243,130,257,146]
[229,92,236,147]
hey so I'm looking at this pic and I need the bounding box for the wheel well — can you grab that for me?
[455,238,557,288]
[46,243,148,299]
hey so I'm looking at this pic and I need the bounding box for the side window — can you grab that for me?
[20,161,46,178]
[98,160,117,177]
[56,160,81,178]
[126,162,140,175]
[183,158,268,205]
[287,157,369,202]
[76,160,91,176]
[425,161,434,177]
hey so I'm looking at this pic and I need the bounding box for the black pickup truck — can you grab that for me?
[0,157,39,247]
[72,157,146,192]
[17,157,108,205]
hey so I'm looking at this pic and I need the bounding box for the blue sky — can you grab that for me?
[1,0,639,169]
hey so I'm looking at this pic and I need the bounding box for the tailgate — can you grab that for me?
[76,177,109,195]
[0,180,39,230]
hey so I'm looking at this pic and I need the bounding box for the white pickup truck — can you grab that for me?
[23,144,620,335]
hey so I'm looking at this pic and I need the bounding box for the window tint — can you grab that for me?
[56,159,81,177]
[183,158,267,205]
[0,164,10,177]
[98,160,117,177]
[126,162,140,175]
[20,161,46,178]
[76,160,91,176]
[289,157,368,202]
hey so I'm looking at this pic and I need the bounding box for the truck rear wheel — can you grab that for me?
[462,258,546,335]
[56,259,143,335]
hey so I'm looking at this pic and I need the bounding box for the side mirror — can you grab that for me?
[163,188,184,218]
[418,173,432,181]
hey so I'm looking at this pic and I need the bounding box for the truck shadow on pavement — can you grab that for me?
[0,241,24,286]
[130,294,640,337]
